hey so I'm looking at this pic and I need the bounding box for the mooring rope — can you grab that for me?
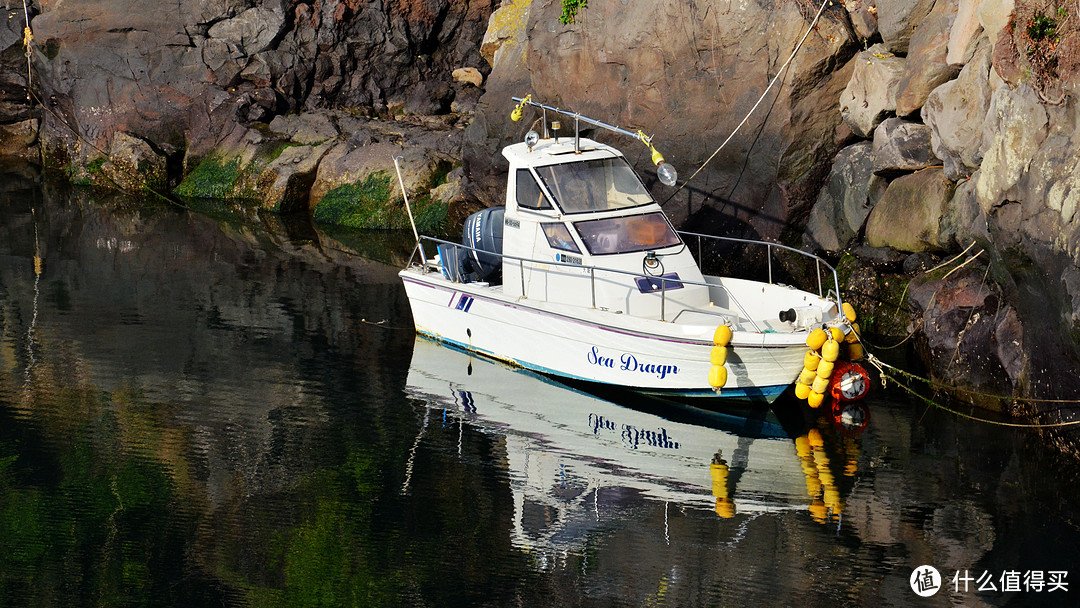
[662,0,833,205]
[859,242,984,352]
[866,354,1080,428]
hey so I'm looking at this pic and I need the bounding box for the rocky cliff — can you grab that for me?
[3,0,1080,435]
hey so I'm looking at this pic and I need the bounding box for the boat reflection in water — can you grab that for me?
[405,337,868,552]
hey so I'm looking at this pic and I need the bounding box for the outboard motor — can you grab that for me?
[462,207,504,283]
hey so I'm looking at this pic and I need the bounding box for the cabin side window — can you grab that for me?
[541,222,581,253]
[516,169,552,210]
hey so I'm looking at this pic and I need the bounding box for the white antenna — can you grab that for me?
[392,155,425,265]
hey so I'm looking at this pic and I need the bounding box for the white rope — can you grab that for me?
[666,0,834,200]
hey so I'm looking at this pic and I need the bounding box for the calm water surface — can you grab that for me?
[2,173,1080,607]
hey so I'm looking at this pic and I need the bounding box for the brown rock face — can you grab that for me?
[17,0,496,179]
[466,0,858,240]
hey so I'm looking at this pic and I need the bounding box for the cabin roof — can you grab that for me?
[502,137,622,168]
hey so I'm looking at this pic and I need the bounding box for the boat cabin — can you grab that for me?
[496,136,710,319]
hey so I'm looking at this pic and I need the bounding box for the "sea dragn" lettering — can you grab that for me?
[587,346,679,380]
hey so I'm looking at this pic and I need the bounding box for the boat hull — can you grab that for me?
[400,269,809,403]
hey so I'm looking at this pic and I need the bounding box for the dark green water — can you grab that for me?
[2,173,1080,607]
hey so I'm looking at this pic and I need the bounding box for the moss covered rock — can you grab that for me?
[312,171,448,232]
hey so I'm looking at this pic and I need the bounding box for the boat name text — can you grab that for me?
[587,346,679,380]
[589,413,680,450]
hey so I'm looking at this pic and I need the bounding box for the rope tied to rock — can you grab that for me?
[858,241,985,352]
[866,353,1080,429]
[21,0,33,93]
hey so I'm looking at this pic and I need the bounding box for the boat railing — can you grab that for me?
[677,231,842,304]
[409,236,764,328]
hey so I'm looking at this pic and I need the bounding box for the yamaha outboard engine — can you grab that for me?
[462,207,504,283]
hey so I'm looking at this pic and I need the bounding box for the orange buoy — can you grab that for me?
[828,361,870,402]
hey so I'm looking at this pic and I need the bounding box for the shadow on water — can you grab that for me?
[2,166,1080,607]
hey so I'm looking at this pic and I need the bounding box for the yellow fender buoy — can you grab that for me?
[798,368,817,385]
[807,391,825,408]
[803,350,820,371]
[794,382,812,400]
[842,302,856,322]
[811,375,830,394]
[845,321,861,343]
[713,324,732,347]
[708,364,728,388]
[821,339,840,363]
[710,345,728,366]
[709,324,733,388]
[806,328,827,350]
[848,342,865,361]
[816,359,835,379]
[829,326,845,342]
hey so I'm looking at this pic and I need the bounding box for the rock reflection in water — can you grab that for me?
[2,173,1080,607]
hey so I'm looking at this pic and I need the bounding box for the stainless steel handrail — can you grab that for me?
[413,236,772,330]
[676,231,843,307]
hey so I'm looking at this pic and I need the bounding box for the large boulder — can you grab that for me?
[0,120,39,161]
[975,84,1048,213]
[256,142,335,213]
[923,44,995,181]
[871,117,939,176]
[938,177,990,249]
[839,44,906,139]
[268,111,340,145]
[908,265,1017,396]
[877,0,937,54]
[842,0,880,41]
[100,131,168,193]
[894,0,960,117]
[206,6,286,56]
[865,167,954,252]
[978,0,1015,45]
[804,142,885,252]
[947,0,984,65]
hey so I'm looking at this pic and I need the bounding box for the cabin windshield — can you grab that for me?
[533,157,653,213]
[573,212,682,255]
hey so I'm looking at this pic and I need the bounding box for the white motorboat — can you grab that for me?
[399,97,856,404]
